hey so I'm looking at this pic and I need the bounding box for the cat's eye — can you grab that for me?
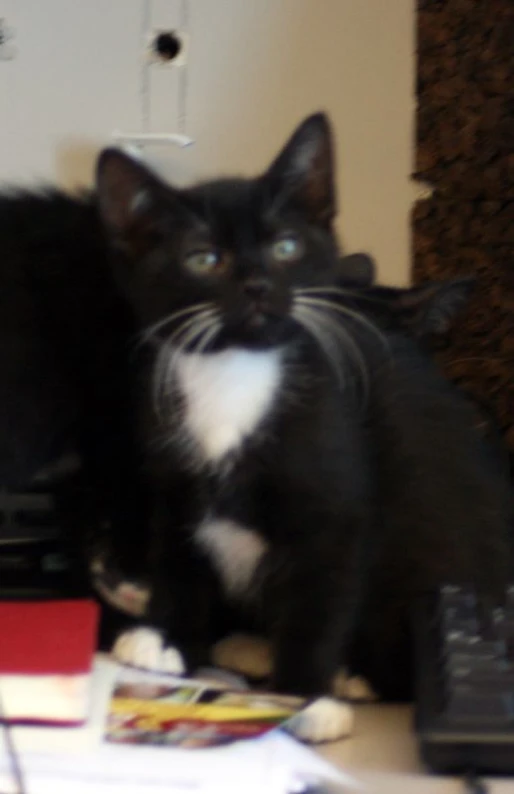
[184,249,222,275]
[270,234,303,263]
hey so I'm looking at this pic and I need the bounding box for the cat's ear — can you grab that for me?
[265,113,336,226]
[336,253,376,285]
[96,148,170,251]
[394,277,475,337]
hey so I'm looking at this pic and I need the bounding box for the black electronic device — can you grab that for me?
[414,584,514,775]
[0,485,81,599]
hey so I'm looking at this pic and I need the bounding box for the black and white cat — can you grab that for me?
[95,114,513,742]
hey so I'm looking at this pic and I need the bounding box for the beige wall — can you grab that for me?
[0,0,415,284]
[178,0,416,285]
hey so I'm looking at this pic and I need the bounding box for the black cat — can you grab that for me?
[0,182,382,593]
[95,113,513,741]
[90,274,483,634]
[88,272,482,665]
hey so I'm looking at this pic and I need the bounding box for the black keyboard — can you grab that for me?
[414,585,514,774]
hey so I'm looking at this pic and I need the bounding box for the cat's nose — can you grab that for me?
[242,278,272,300]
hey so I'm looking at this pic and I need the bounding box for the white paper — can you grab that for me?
[0,731,356,794]
[0,656,357,794]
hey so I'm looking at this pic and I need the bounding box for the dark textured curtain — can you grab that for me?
[413,0,514,452]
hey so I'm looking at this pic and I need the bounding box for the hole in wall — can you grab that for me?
[152,31,182,63]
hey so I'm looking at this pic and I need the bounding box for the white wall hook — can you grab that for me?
[111,132,194,154]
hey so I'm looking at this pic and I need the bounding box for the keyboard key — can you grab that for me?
[440,586,476,606]
[491,609,514,657]
[442,607,478,635]
[447,655,502,675]
[446,663,514,690]
[443,630,482,653]
[492,609,514,635]
[446,646,506,668]
[470,640,507,658]
[447,687,514,722]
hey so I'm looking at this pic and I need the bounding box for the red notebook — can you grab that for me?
[0,599,99,725]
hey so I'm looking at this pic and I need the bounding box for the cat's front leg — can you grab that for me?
[110,567,189,674]
[112,486,216,675]
[268,525,365,742]
[271,549,362,695]
[111,560,216,676]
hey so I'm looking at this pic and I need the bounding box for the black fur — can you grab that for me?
[355,277,476,346]
[0,189,145,578]
[95,113,513,701]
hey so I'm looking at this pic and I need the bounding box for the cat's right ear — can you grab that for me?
[264,113,336,227]
[96,148,167,252]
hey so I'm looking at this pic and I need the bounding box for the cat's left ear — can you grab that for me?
[96,148,172,253]
[265,113,336,227]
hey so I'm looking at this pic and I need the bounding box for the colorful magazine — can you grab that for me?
[105,669,306,748]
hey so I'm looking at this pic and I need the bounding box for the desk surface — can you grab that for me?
[319,704,514,793]
[7,659,514,793]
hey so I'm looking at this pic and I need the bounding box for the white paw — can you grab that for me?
[89,554,150,618]
[161,646,186,675]
[112,628,186,675]
[211,634,272,679]
[332,668,378,702]
[286,697,353,744]
[95,579,150,618]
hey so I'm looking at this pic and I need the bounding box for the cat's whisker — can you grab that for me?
[166,308,219,348]
[295,295,390,355]
[312,305,371,397]
[295,286,356,296]
[295,286,387,305]
[193,319,222,355]
[138,301,215,346]
[174,314,221,354]
[152,312,207,420]
[151,313,219,421]
[293,303,370,398]
[292,305,347,387]
[152,339,174,422]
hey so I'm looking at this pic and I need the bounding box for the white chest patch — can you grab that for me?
[195,518,268,597]
[174,348,283,463]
